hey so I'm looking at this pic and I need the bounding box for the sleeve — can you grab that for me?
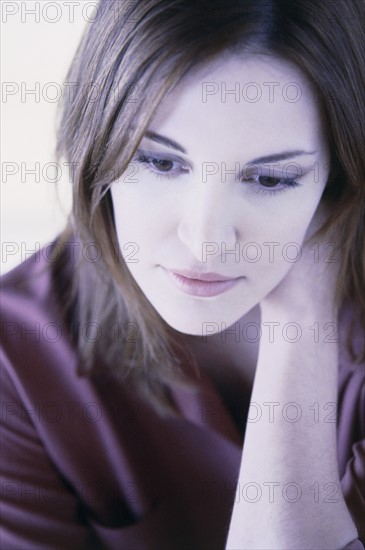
[0,351,101,550]
[340,438,365,550]
[344,542,365,550]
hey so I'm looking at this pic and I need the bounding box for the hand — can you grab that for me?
[260,201,340,320]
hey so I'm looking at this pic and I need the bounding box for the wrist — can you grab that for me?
[260,298,338,325]
[257,317,339,350]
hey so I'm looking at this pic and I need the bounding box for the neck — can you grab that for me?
[181,305,261,384]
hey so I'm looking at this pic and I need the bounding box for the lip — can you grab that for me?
[165,268,239,282]
[161,267,244,297]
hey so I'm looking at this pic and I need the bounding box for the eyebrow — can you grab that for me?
[143,131,316,162]
[144,131,187,153]
[248,151,317,164]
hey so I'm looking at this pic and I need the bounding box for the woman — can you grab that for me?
[1,0,364,548]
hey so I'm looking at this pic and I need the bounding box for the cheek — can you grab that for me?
[111,182,183,248]
[253,185,324,245]
[239,202,320,285]
[110,187,178,271]
[111,187,152,244]
[110,191,140,265]
[239,205,311,250]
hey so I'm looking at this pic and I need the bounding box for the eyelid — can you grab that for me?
[136,149,192,171]
[242,164,311,179]
[250,181,302,198]
[134,150,312,182]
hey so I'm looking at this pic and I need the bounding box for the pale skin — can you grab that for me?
[111,54,359,548]
[225,210,358,549]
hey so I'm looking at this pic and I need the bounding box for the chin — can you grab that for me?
[157,308,251,338]
[160,314,210,336]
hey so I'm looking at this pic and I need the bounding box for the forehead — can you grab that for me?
[149,54,326,157]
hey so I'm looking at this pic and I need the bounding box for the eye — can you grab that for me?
[134,151,189,179]
[254,175,299,188]
[149,158,174,172]
[258,175,287,188]
[241,169,303,196]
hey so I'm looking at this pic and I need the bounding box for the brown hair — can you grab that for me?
[54,0,365,414]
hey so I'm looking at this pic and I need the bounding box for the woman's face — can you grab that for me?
[111,54,330,335]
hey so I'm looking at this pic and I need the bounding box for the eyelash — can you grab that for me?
[134,153,188,181]
[134,152,303,196]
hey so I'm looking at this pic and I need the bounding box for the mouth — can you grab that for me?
[161,267,244,297]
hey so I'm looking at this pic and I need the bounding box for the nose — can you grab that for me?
[177,181,238,263]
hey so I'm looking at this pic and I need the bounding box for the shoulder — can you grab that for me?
[337,302,365,423]
[1,234,82,335]
[336,302,365,543]
[1,241,64,336]
[1,244,58,349]
[0,238,143,452]
[0,237,76,321]
[1,245,53,309]
[0,244,143,548]
[0,238,80,398]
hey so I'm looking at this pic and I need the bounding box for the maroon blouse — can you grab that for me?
[1,244,364,549]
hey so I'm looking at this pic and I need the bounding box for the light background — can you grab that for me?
[1,1,93,273]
